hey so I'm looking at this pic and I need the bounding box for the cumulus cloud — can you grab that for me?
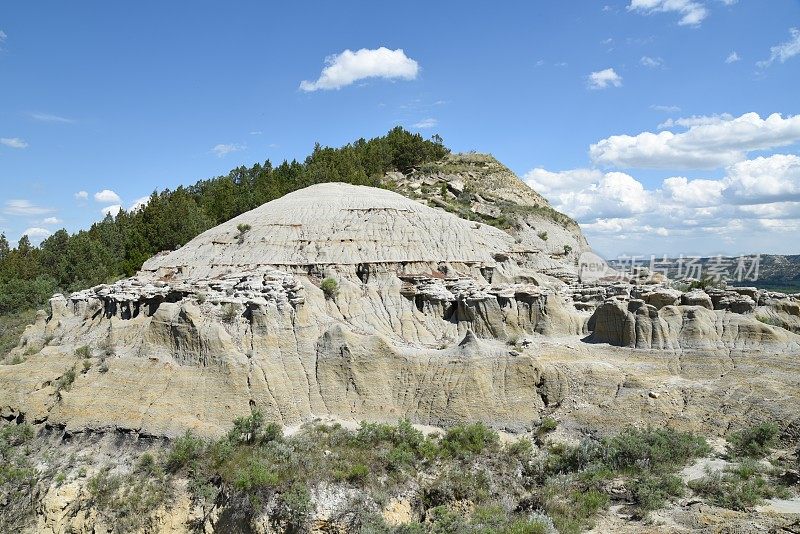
[101,204,122,217]
[3,200,53,216]
[757,28,800,68]
[412,118,438,129]
[524,168,603,196]
[661,176,725,206]
[22,227,51,241]
[1,137,28,149]
[723,154,800,205]
[74,191,89,201]
[725,51,740,63]
[627,0,708,26]
[94,189,122,204]
[128,196,150,212]
[212,143,245,157]
[590,112,800,169]
[587,68,623,89]
[41,217,62,225]
[526,153,800,255]
[299,47,419,92]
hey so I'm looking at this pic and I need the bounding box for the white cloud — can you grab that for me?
[211,143,245,157]
[524,168,603,196]
[0,30,6,44]
[661,176,725,206]
[1,137,29,149]
[29,112,74,123]
[640,56,663,68]
[590,112,800,169]
[299,47,419,92]
[128,196,150,212]
[74,191,89,201]
[22,227,51,240]
[101,204,122,217]
[657,113,733,129]
[249,131,262,135]
[725,51,740,63]
[757,28,800,68]
[551,171,653,221]
[412,118,438,129]
[722,154,800,205]
[526,153,800,255]
[4,200,53,216]
[41,217,62,225]
[627,0,708,26]
[587,68,623,89]
[94,189,122,204]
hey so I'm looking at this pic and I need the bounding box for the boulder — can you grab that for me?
[681,289,713,309]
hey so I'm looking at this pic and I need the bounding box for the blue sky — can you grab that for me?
[1,0,799,258]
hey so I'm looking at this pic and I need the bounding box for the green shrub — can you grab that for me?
[321,278,339,300]
[55,367,77,399]
[342,463,370,485]
[228,410,282,445]
[422,467,492,508]
[165,431,204,473]
[602,427,710,473]
[689,458,790,510]
[506,437,533,460]
[75,346,91,359]
[221,303,239,323]
[729,422,780,458]
[539,417,558,434]
[87,463,172,532]
[235,223,252,244]
[0,309,37,358]
[0,423,38,532]
[629,473,684,515]
[439,422,499,459]
[755,315,783,327]
[537,231,548,241]
[276,483,312,532]
[233,458,279,491]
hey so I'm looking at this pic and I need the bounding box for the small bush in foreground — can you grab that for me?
[729,422,780,459]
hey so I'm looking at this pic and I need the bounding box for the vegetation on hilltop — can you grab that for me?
[0,127,448,321]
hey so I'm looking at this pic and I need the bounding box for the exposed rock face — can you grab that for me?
[587,298,800,350]
[1,179,799,444]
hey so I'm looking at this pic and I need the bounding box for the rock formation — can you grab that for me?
[2,153,800,533]
[1,157,799,442]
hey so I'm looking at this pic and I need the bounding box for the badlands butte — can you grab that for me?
[1,149,800,533]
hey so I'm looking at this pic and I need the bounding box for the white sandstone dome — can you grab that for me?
[141,182,516,277]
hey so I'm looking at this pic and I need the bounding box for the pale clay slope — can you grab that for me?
[142,183,516,275]
[1,169,799,444]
